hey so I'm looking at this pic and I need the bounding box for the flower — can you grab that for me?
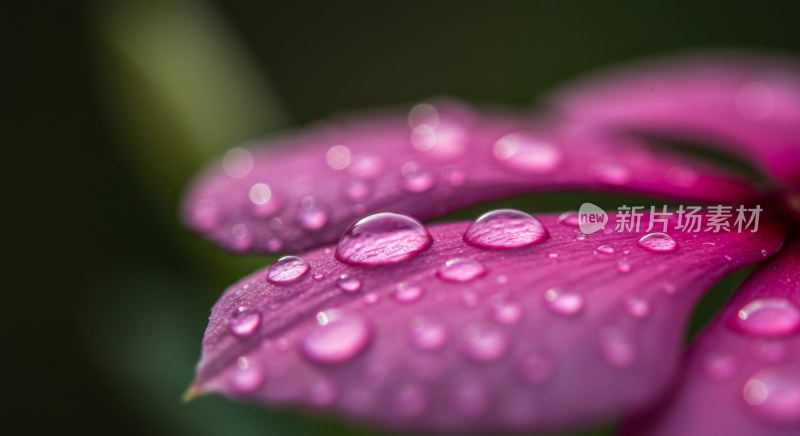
[182,53,800,435]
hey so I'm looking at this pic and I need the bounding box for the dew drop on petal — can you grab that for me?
[336,274,363,293]
[463,209,549,249]
[336,212,433,266]
[623,294,651,318]
[637,232,678,252]
[743,364,800,424]
[297,205,329,230]
[488,295,523,325]
[461,323,509,363]
[557,211,580,227]
[400,162,435,193]
[312,272,325,281]
[301,310,372,364]
[267,256,310,284]
[408,316,449,351]
[363,292,379,305]
[229,307,262,337]
[437,258,487,282]
[343,179,371,202]
[596,244,615,255]
[492,131,562,174]
[543,288,585,316]
[229,358,265,393]
[393,283,425,303]
[733,298,800,338]
[598,328,637,368]
[616,259,632,273]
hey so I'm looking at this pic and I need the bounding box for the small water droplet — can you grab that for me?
[548,252,559,259]
[437,258,487,282]
[267,256,310,284]
[703,351,738,381]
[408,316,449,351]
[393,283,425,303]
[301,310,372,363]
[229,358,265,393]
[596,244,615,255]
[743,364,800,424]
[761,249,769,257]
[575,232,587,241]
[515,352,555,385]
[489,295,523,325]
[461,323,509,363]
[400,162,435,193]
[229,307,262,337]
[463,209,549,249]
[312,272,325,281]
[266,238,283,251]
[589,159,632,185]
[557,211,580,227]
[637,232,678,252]
[297,203,328,230]
[616,259,632,273]
[598,328,637,368]
[493,131,562,174]
[363,292,379,305]
[343,179,371,202]
[543,288,585,316]
[623,294,651,318]
[336,212,433,265]
[248,183,281,217]
[734,298,800,338]
[337,274,363,293]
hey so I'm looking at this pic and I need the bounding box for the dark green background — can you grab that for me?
[10,1,800,435]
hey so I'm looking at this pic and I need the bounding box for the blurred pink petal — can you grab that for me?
[624,237,800,436]
[190,211,785,432]
[551,53,800,184]
[181,99,757,253]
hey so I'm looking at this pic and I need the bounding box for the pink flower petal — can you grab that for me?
[623,237,800,436]
[189,212,785,432]
[181,99,757,253]
[552,53,800,184]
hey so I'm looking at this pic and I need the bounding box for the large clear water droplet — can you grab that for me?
[267,256,310,284]
[336,212,433,266]
[408,316,449,351]
[743,364,800,424]
[733,298,800,338]
[461,322,509,363]
[463,209,549,249]
[637,232,678,252]
[301,310,372,364]
[229,307,262,337]
[393,283,425,303]
[543,288,585,316]
[336,274,363,293]
[492,131,562,174]
[437,258,487,282]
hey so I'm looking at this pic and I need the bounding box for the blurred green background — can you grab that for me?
[10,0,800,435]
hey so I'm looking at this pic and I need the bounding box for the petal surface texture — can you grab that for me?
[181,100,756,253]
[552,53,800,184]
[625,237,800,436]
[191,212,785,432]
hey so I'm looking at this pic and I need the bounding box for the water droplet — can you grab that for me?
[596,244,615,255]
[734,298,800,338]
[266,238,283,251]
[223,147,253,178]
[301,310,372,363]
[623,294,651,318]
[342,179,371,202]
[557,211,580,226]
[400,162,435,193]
[461,323,509,363]
[363,292,379,305]
[637,232,678,252]
[229,307,262,337]
[312,272,325,281]
[743,364,800,424]
[543,288,585,316]
[393,283,425,303]
[589,159,632,185]
[408,316,449,351]
[488,295,523,325]
[267,256,310,284]
[230,357,265,393]
[336,274,363,293]
[248,183,281,217]
[515,352,555,385]
[575,232,587,241]
[492,131,562,174]
[548,252,559,259]
[761,249,769,257]
[336,212,433,265]
[662,281,678,296]
[297,203,328,230]
[703,351,738,381]
[616,259,632,273]
[463,209,549,249]
[437,258,487,282]
[598,328,637,368]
